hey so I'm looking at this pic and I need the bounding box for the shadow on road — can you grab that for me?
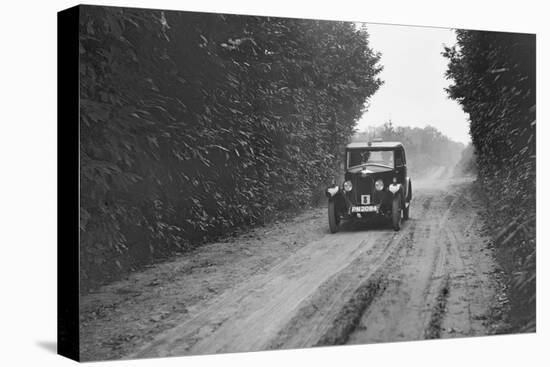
[36,340,57,354]
[338,216,394,233]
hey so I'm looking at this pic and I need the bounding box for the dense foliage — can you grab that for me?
[353,122,464,176]
[79,6,382,290]
[443,30,535,330]
[454,143,477,176]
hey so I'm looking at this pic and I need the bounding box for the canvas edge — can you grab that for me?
[57,4,81,362]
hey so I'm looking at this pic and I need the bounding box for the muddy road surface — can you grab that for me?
[80,167,503,361]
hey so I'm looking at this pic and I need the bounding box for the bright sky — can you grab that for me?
[356,23,471,144]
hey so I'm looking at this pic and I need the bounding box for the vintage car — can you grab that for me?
[326,140,412,232]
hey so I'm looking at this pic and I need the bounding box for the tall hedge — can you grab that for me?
[443,30,535,330]
[79,6,383,290]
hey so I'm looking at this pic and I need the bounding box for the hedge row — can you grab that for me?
[79,6,383,291]
[444,30,536,330]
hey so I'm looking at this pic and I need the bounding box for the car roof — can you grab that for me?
[346,141,403,149]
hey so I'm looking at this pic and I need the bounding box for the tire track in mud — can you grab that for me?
[425,275,451,339]
[267,225,416,349]
[424,201,474,338]
[128,224,408,357]
[128,189,435,358]
[439,203,498,338]
[345,190,460,344]
[267,191,435,349]
[420,199,459,339]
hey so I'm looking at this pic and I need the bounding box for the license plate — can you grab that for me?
[361,195,371,205]
[351,205,377,213]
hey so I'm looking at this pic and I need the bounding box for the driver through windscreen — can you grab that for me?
[347,150,394,168]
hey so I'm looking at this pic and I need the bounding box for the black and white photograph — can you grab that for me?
[5,1,549,366]
[55,3,540,362]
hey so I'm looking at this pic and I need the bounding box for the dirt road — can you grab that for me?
[80,167,504,361]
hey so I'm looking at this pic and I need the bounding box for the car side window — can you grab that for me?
[395,149,404,167]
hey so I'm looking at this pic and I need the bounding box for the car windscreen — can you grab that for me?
[347,149,394,169]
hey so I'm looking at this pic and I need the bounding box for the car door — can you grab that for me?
[394,148,407,191]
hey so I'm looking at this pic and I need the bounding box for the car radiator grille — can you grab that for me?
[353,176,374,204]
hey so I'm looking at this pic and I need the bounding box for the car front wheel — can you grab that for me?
[403,201,410,220]
[392,197,402,231]
[328,200,339,233]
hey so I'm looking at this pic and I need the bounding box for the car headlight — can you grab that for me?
[343,180,353,192]
[375,179,384,191]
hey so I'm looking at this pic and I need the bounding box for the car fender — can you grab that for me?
[405,177,412,201]
[388,183,403,198]
[326,185,347,214]
[326,185,340,200]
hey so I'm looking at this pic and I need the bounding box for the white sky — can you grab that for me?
[356,23,471,144]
